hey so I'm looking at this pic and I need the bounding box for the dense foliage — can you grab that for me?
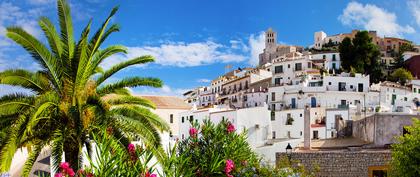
[0,0,168,174]
[339,31,383,83]
[391,119,420,177]
[177,119,260,176]
[390,68,413,85]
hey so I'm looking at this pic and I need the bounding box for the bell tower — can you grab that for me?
[265,28,277,52]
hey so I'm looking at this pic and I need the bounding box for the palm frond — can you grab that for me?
[22,142,43,177]
[39,17,63,58]
[105,95,156,109]
[90,45,127,75]
[57,0,74,60]
[96,55,155,86]
[6,27,62,91]
[0,69,51,93]
[88,6,119,56]
[97,77,162,95]
[51,129,65,173]
[0,115,28,171]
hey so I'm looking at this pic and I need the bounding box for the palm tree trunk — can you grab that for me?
[64,141,80,170]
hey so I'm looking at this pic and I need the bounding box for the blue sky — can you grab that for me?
[1,0,420,96]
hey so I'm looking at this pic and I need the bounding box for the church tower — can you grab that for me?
[265,28,277,52]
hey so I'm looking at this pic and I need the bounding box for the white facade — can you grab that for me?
[178,106,271,148]
[310,52,341,71]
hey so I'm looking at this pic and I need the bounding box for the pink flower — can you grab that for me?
[59,162,70,170]
[189,127,198,137]
[224,159,235,175]
[66,168,75,177]
[128,143,136,153]
[227,123,235,133]
[145,172,157,177]
[54,173,63,177]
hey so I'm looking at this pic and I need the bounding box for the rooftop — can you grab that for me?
[138,95,191,110]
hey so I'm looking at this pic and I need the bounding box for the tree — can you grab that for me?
[390,119,420,177]
[338,31,382,83]
[391,68,413,85]
[338,37,354,71]
[0,0,168,174]
[392,43,415,69]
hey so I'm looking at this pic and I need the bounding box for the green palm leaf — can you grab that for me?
[97,77,162,95]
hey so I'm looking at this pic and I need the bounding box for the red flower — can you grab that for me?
[66,168,75,177]
[59,162,70,170]
[54,173,63,177]
[145,172,157,177]
[224,159,235,175]
[128,143,136,153]
[227,123,235,133]
[189,127,198,137]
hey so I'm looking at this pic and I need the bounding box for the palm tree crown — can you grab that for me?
[0,0,169,175]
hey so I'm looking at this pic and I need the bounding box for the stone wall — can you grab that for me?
[276,150,391,177]
[353,113,420,146]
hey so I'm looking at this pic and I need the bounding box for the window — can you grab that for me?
[300,131,302,136]
[295,63,302,71]
[288,64,290,68]
[271,111,275,121]
[300,113,302,117]
[275,78,281,85]
[182,117,184,123]
[189,115,193,122]
[328,82,332,85]
[307,62,312,68]
[414,88,417,93]
[274,65,283,73]
[271,92,275,101]
[271,104,276,111]
[170,114,174,123]
[404,97,408,101]
[272,131,276,139]
[313,130,319,139]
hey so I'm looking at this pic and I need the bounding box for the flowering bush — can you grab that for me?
[80,132,158,177]
[177,119,261,176]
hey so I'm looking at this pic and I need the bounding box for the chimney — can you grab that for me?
[303,105,311,150]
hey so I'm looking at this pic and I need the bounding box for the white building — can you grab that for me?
[310,52,341,71]
[178,105,272,148]
[139,95,191,140]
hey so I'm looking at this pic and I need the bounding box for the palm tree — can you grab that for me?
[0,0,169,175]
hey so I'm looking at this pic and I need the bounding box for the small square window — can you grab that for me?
[300,114,302,117]
[329,82,332,85]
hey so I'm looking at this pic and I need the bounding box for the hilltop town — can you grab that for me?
[145,28,420,176]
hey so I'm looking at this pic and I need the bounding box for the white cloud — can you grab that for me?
[129,85,189,97]
[339,2,415,37]
[248,31,265,66]
[197,78,211,83]
[408,0,420,27]
[0,2,44,72]
[101,41,247,69]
